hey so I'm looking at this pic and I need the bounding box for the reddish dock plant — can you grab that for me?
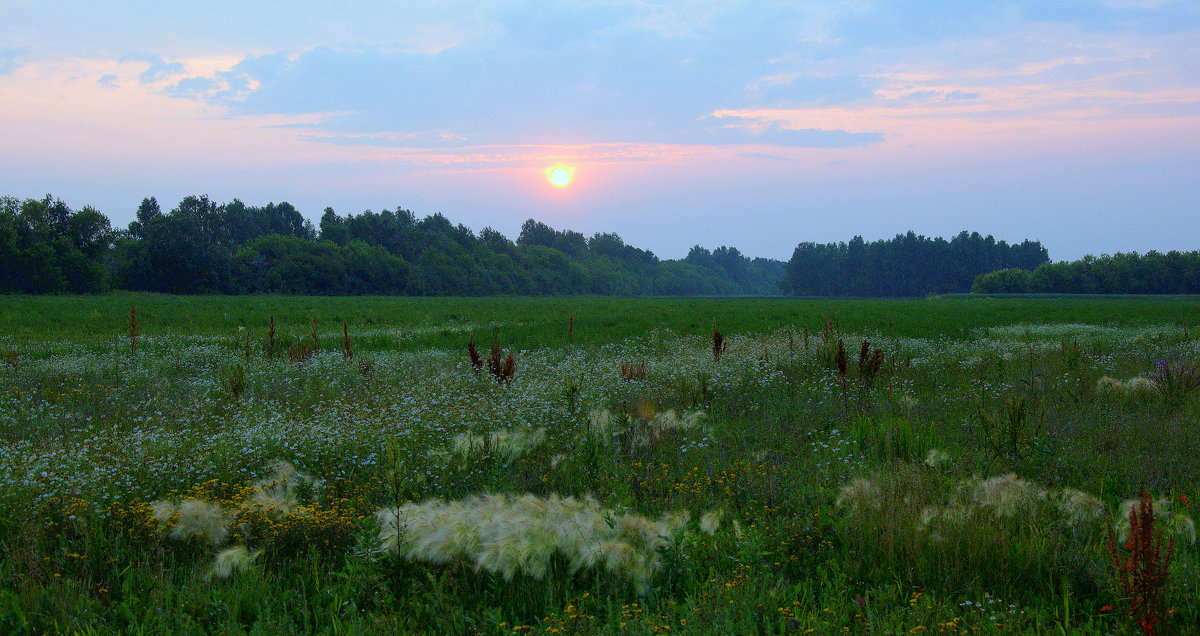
[1105,492,1175,636]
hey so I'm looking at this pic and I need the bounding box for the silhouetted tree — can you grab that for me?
[782,231,1048,297]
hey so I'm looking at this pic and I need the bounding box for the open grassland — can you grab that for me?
[0,293,1198,634]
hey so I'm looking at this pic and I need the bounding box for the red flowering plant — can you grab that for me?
[1104,492,1175,636]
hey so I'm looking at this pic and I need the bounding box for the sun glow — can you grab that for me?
[549,166,571,187]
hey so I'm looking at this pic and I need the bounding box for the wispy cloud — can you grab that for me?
[740,152,793,162]
[711,20,1200,151]
[157,42,880,151]
[129,3,1196,159]
[330,141,728,170]
[0,47,24,75]
[120,53,185,84]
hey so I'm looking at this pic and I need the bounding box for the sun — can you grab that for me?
[549,167,572,187]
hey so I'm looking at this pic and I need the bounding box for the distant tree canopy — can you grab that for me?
[2,194,787,296]
[972,251,1200,294]
[780,231,1049,297]
[6,193,1082,298]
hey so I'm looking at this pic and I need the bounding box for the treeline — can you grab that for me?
[1,196,114,293]
[1,194,784,296]
[780,231,1049,297]
[972,251,1200,294]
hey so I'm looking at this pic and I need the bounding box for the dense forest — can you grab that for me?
[3,194,1069,297]
[779,231,1049,296]
[972,251,1200,294]
[1,194,784,296]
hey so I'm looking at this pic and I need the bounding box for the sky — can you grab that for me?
[2,1,1198,262]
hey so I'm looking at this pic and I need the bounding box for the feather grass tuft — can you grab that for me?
[375,493,692,592]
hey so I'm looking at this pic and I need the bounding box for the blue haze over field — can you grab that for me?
[1,1,1198,261]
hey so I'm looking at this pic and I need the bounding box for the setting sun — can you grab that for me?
[549,167,571,187]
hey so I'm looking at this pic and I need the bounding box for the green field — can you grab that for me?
[1,293,1198,634]
[4,292,1200,344]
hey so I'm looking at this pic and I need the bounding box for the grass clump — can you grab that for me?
[1097,375,1158,396]
[451,427,546,463]
[145,460,353,579]
[151,498,232,545]
[210,545,262,579]
[376,493,690,591]
[1114,497,1197,546]
[586,407,708,451]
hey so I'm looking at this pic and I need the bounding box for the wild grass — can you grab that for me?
[0,294,1198,633]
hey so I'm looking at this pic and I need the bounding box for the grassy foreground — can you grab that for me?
[0,293,1198,634]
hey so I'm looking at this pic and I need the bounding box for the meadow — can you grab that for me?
[0,293,1198,634]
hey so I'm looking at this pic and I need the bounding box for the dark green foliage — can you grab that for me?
[116,195,320,294]
[973,250,1200,294]
[232,235,407,295]
[5,193,1067,299]
[0,195,113,293]
[120,195,235,294]
[6,193,798,297]
[781,230,1049,297]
